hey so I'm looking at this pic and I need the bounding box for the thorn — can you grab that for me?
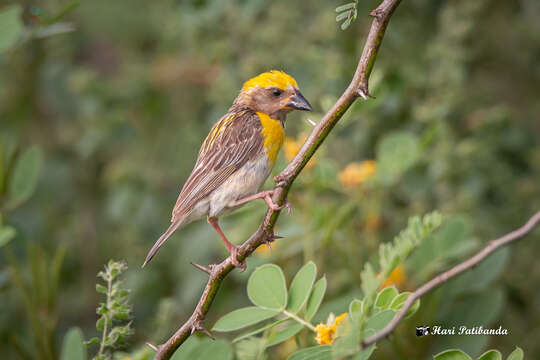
[146,342,158,352]
[263,239,273,251]
[369,8,384,20]
[306,117,317,127]
[200,327,215,339]
[358,89,368,100]
[190,262,212,275]
[192,320,215,340]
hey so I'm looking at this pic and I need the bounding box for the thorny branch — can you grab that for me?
[362,210,540,347]
[150,0,402,358]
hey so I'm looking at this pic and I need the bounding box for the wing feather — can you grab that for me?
[171,109,263,222]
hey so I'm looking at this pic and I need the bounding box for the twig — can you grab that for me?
[151,1,402,358]
[362,210,540,347]
[283,310,316,331]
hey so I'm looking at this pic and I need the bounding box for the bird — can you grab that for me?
[142,70,312,269]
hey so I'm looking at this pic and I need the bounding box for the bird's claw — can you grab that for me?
[229,246,246,271]
[264,194,291,214]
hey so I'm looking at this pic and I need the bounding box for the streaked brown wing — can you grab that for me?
[171,109,263,222]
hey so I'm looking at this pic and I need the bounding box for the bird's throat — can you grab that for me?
[257,112,285,165]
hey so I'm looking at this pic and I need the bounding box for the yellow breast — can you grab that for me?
[257,112,285,164]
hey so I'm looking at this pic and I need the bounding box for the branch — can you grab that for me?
[150,1,402,358]
[362,210,540,347]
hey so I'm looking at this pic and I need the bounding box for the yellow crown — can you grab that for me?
[242,70,298,91]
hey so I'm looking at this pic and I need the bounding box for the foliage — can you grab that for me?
[5,243,66,360]
[434,347,524,360]
[210,212,440,359]
[335,2,358,30]
[0,3,78,53]
[87,260,133,360]
[0,141,44,248]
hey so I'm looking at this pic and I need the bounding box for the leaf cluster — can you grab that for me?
[212,261,326,360]
[87,260,133,360]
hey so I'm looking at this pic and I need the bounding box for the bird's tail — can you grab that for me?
[142,215,187,268]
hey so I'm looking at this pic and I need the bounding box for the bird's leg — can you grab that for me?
[207,217,246,271]
[232,190,291,213]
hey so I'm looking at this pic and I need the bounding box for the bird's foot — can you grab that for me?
[229,246,246,271]
[263,191,291,214]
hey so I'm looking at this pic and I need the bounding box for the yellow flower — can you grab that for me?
[284,133,316,169]
[380,264,407,290]
[314,313,348,345]
[365,213,382,232]
[338,161,376,188]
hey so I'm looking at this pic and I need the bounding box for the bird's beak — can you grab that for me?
[285,90,313,111]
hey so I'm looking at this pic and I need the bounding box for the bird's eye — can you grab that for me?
[272,88,282,97]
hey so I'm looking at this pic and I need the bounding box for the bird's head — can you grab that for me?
[236,70,312,119]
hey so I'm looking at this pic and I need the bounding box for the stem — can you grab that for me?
[282,310,316,331]
[362,210,540,347]
[98,270,113,357]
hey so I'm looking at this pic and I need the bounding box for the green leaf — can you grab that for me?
[7,146,43,209]
[0,5,23,53]
[247,264,287,310]
[235,338,266,360]
[478,350,502,360]
[360,263,379,303]
[0,226,16,247]
[349,299,363,321]
[84,337,99,347]
[288,261,317,313]
[170,337,201,360]
[96,316,105,331]
[304,277,327,321]
[340,18,353,31]
[173,338,233,360]
[335,3,355,12]
[96,284,107,294]
[506,347,524,360]
[266,323,303,348]
[212,307,279,332]
[433,349,472,360]
[376,131,420,185]
[375,286,398,310]
[389,292,409,309]
[233,319,289,343]
[365,309,395,332]
[336,12,350,22]
[435,216,475,258]
[287,345,332,360]
[405,298,420,319]
[60,327,87,360]
[354,345,375,360]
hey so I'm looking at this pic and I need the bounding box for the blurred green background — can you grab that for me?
[1,0,540,359]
